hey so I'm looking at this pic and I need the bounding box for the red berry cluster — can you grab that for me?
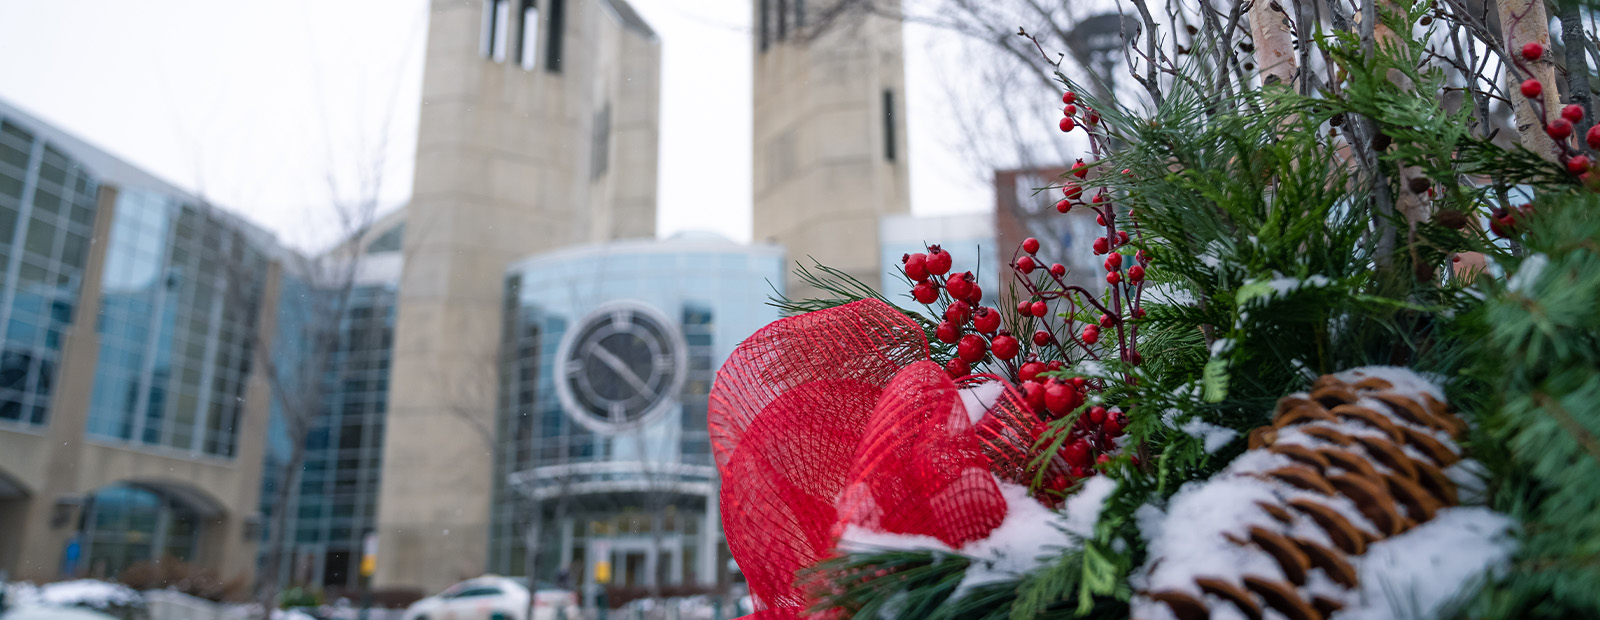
[901,246,1021,378]
[1056,91,1101,135]
[1512,43,1597,181]
[1014,362,1131,489]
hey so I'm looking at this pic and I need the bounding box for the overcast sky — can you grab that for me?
[0,0,991,251]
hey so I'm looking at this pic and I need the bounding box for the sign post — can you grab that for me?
[360,532,378,620]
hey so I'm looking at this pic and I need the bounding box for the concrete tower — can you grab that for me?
[752,0,910,296]
[376,0,659,591]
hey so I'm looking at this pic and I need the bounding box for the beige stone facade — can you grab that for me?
[752,0,910,297]
[0,185,275,585]
[375,0,661,593]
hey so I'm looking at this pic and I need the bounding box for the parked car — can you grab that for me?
[401,576,578,620]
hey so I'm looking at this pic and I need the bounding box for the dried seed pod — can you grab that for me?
[1274,395,1318,417]
[1264,466,1337,495]
[1329,404,1406,443]
[1311,595,1345,619]
[1310,385,1359,408]
[1248,426,1279,449]
[1287,498,1369,554]
[1318,447,1384,482]
[1248,526,1312,585]
[1293,537,1358,587]
[1269,444,1331,471]
[1242,576,1320,620]
[1256,501,1294,524]
[1196,578,1263,620]
[1383,471,1442,521]
[1300,426,1356,446]
[1351,435,1418,480]
[1352,376,1394,391]
[1409,456,1459,505]
[1372,392,1455,436]
[1149,590,1211,620]
[1328,473,1405,536]
[1399,425,1461,467]
[1274,404,1337,428]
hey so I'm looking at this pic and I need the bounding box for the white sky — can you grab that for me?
[0,0,992,251]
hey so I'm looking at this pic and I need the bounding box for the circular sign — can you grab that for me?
[553,301,687,433]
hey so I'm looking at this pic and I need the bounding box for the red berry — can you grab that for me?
[1022,237,1041,254]
[1105,253,1123,269]
[1048,473,1070,491]
[1061,440,1092,467]
[1062,91,1077,105]
[991,334,1019,360]
[1522,79,1543,99]
[1019,361,1047,383]
[1017,300,1033,316]
[1088,112,1100,126]
[1071,465,1091,478]
[957,334,987,363]
[1128,265,1146,283]
[1081,326,1100,345]
[1133,308,1146,319]
[1048,360,1064,372]
[912,281,938,304]
[1092,192,1107,204]
[1099,314,1115,328]
[1096,214,1107,226]
[1063,104,1077,116]
[1049,263,1066,277]
[1016,256,1037,274]
[972,307,1001,333]
[1072,159,1089,178]
[945,357,970,378]
[903,253,929,281]
[1056,199,1072,213]
[1032,330,1052,346]
[1059,117,1075,132]
[925,246,952,275]
[1568,155,1591,174]
[946,272,975,299]
[1071,377,1086,389]
[1548,118,1573,140]
[1562,104,1585,124]
[966,284,983,304]
[1062,183,1083,199]
[1129,351,1143,366]
[1106,272,1123,285]
[1092,237,1109,255]
[944,300,972,324]
[1451,254,1462,264]
[1588,124,1600,149]
[1088,406,1107,424]
[1117,231,1130,245]
[936,321,960,344]
[1105,411,1128,435]
[1031,301,1048,318]
[1522,42,1544,61]
[1045,383,1074,415]
[1022,381,1046,411]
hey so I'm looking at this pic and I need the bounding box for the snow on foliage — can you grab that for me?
[839,475,1116,602]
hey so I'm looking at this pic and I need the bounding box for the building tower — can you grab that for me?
[752,0,910,296]
[376,0,660,592]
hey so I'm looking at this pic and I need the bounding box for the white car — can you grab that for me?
[402,576,580,620]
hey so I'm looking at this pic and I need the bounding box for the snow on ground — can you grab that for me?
[1131,367,1515,620]
[25,580,141,610]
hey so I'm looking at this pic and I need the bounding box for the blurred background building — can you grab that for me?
[0,96,277,585]
[0,0,1045,613]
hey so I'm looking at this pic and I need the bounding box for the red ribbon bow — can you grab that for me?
[709,300,1042,618]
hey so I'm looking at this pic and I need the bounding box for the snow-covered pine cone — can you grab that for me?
[1133,367,1513,620]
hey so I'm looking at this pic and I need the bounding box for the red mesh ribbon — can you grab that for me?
[709,300,1039,615]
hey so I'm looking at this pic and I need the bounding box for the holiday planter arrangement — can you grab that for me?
[709,7,1600,619]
